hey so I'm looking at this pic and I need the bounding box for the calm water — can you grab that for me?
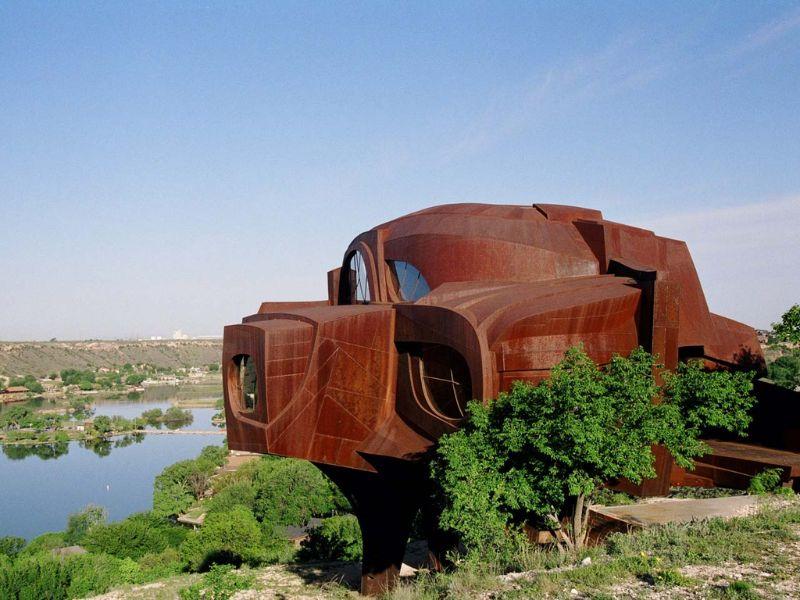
[0,388,225,540]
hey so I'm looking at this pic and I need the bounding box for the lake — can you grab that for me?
[0,389,225,540]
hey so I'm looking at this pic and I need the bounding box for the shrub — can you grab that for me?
[64,505,107,545]
[179,507,271,571]
[19,532,66,557]
[179,564,255,600]
[65,553,141,598]
[767,350,800,391]
[432,346,755,553]
[153,446,226,517]
[81,512,182,559]
[0,552,71,600]
[206,481,258,515]
[252,459,349,526]
[298,515,362,562]
[748,468,794,496]
[0,536,25,559]
[772,304,800,344]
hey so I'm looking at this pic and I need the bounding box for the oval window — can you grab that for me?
[387,260,430,302]
[340,250,371,304]
[231,354,258,412]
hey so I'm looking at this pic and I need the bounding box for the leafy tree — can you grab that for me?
[298,515,362,562]
[0,536,25,558]
[767,350,800,390]
[8,374,44,393]
[142,408,164,425]
[152,446,226,517]
[772,304,800,343]
[252,459,349,526]
[432,347,755,553]
[207,363,220,372]
[206,481,257,516]
[125,373,146,386]
[153,480,195,518]
[179,506,270,571]
[60,369,96,386]
[82,512,184,559]
[64,504,107,545]
[92,415,113,436]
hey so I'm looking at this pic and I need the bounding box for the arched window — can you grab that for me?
[230,354,258,413]
[340,250,371,304]
[387,260,430,302]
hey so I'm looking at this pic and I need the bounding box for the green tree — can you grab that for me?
[179,506,269,571]
[772,304,800,344]
[92,415,113,436]
[767,350,800,390]
[82,512,184,559]
[298,515,362,562]
[64,505,107,545]
[432,347,755,553]
[252,459,348,526]
[125,373,146,386]
[0,536,25,558]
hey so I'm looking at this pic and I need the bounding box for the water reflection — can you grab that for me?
[2,432,148,461]
[2,441,70,461]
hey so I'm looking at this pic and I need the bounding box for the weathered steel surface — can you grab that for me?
[222,203,765,594]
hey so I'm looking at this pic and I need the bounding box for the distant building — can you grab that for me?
[173,330,190,340]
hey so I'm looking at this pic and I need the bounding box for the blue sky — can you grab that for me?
[1,2,799,340]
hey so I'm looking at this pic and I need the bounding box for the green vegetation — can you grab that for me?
[431,347,755,553]
[771,304,800,344]
[747,467,795,496]
[153,446,228,518]
[8,374,44,393]
[179,564,254,600]
[768,349,800,390]
[299,515,362,562]
[64,505,107,545]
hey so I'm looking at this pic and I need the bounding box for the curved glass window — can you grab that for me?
[388,260,430,302]
[231,354,258,412]
[342,250,371,304]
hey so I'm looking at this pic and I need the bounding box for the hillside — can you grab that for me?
[0,340,222,376]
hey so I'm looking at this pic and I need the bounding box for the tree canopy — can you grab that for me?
[432,346,755,552]
[772,304,800,344]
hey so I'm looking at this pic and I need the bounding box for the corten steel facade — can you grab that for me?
[222,203,764,594]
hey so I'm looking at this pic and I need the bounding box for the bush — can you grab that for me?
[65,553,141,598]
[252,459,349,526]
[64,505,107,545]
[767,350,800,390]
[82,512,184,559]
[179,564,255,600]
[748,468,794,496]
[125,373,146,386]
[0,536,25,559]
[432,346,755,553]
[153,446,226,517]
[19,532,66,557]
[0,552,71,600]
[179,507,272,571]
[206,481,258,515]
[298,515,362,562]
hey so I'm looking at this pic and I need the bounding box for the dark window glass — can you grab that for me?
[233,354,258,412]
[388,260,430,302]
[344,251,371,304]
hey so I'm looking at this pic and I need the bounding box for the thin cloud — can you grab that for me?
[439,35,668,163]
[724,6,800,58]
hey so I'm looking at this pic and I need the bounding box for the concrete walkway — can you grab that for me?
[591,495,761,528]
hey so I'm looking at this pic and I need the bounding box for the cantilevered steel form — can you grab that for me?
[222,203,763,594]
